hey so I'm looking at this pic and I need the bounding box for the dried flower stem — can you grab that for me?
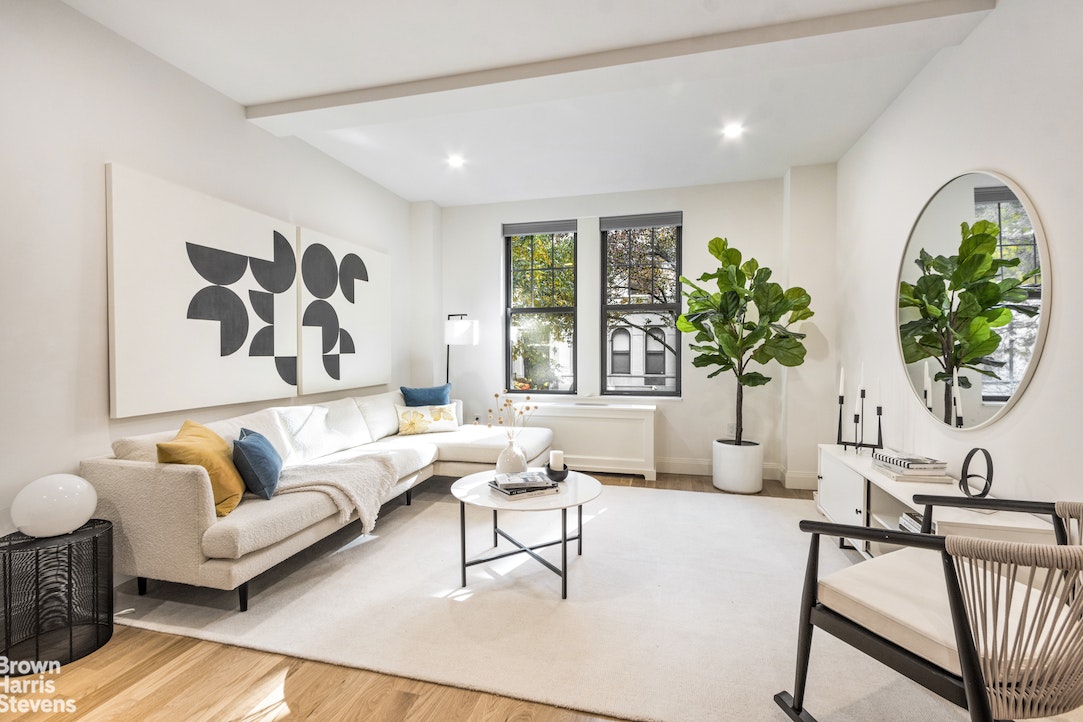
[487,390,539,441]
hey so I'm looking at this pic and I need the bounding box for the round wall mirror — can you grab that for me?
[897,171,1050,429]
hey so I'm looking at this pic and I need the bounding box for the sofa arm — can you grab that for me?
[79,457,217,585]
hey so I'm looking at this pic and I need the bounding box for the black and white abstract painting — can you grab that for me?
[297,228,390,394]
[106,164,389,417]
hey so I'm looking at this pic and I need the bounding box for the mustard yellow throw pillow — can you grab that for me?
[157,420,246,516]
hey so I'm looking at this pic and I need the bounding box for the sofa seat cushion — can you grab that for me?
[202,490,339,559]
[429,426,552,464]
[818,547,960,675]
[312,440,438,478]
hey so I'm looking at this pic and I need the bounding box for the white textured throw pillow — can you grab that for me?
[395,404,459,435]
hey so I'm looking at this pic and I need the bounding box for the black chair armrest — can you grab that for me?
[911,494,1055,515]
[799,519,946,551]
[911,495,1066,543]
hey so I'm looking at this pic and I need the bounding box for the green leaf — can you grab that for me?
[739,371,771,387]
[759,336,807,367]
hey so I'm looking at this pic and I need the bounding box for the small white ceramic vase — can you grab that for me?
[495,438,528,474]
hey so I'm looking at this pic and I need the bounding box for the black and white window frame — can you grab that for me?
[601,212,682,397]
[503,220,577,394]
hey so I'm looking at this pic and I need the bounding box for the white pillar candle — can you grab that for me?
[549,450,564,469]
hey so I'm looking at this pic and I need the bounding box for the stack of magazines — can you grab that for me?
[871,448,952,483]
[489,471,560,499]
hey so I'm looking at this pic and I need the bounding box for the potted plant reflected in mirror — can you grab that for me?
[898,220,1039,425]
[677,237,814,493]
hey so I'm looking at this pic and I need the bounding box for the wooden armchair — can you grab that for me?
[774,496,1083,722]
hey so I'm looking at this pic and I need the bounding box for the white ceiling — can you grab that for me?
[61,0,995,206]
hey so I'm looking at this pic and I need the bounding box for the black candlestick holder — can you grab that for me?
[837,390,883,452]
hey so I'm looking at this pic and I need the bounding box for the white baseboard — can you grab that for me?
[657,457,784,482]
[783,470,818,490]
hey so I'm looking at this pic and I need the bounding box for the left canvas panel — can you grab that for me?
[107,164,298,418]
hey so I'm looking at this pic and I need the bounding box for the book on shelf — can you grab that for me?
[872,461,953,484]
[871,447,946,470]
[871,460,948,477]
[488,480,559,499]
[899,511,924,533]
[492,471,554,490]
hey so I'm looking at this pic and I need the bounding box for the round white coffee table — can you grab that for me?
[451,469,602,599]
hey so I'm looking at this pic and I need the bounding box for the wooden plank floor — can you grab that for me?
[11,473,811,722]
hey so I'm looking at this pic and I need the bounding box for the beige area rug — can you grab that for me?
[114,480,980,721]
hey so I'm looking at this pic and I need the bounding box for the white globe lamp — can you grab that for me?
[10,474,97,537]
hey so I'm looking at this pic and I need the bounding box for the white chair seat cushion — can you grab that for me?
[817,547,962,675]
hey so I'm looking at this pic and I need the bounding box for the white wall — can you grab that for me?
[0,1,412,530]
[836,0,1082,500]
[440,178,834,479]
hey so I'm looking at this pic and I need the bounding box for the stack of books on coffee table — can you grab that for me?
[871,448,952,483]
[489,471,560,499]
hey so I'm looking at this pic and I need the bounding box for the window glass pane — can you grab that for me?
[553,268,575,307]
[611,328,630,374]
[511,270,532,307]
[533,235,553,268]
[511,236,532,270]
[553,233,575,267]
[603,310,678,393]
[644,327,665,375]
[508,312,575,391]
[533,269,553,307]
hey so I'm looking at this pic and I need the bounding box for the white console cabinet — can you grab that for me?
[817,444,1052,558]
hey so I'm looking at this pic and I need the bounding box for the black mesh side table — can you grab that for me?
[1,519,113,671]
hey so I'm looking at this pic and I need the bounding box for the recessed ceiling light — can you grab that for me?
[721,123,744,140]
[447,154,465,168]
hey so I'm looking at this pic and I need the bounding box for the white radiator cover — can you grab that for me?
[525,402,656,480]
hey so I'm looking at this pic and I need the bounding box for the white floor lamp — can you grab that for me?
[445,314,479,384]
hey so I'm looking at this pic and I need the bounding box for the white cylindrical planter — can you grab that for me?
[712,440,764,494]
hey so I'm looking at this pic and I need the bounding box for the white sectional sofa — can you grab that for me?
[79,390,552,610]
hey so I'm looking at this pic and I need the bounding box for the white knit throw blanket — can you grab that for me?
[275,454,398,531]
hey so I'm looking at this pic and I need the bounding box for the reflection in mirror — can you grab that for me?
[897,172,1048,429]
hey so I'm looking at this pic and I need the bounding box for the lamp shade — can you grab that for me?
[10,474,97,537]
[445,318,479,346]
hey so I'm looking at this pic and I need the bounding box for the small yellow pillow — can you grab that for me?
[157,420,246,516]
[396,404,458,436]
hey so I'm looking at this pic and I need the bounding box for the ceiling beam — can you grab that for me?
[246,0,994,127]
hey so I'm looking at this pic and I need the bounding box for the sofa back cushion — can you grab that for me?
[205,409,292,454]
[274,398,373,466]
[353,391,405,441]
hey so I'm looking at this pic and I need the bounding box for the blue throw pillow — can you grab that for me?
[232,428,282,500]
[400,383,451,407]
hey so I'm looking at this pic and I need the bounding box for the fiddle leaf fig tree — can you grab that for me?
[676,236,814,445]
[898,219,1039,423]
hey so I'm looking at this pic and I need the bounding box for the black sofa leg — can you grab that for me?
[238,582,249,612]
[406,489,412,506]
[137,577,147,595]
